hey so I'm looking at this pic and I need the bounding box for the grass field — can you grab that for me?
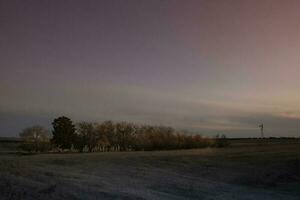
[0,140,300,200]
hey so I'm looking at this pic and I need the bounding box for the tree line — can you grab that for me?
[19,116,229,152]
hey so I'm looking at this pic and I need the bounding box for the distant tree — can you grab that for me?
[157,126,176,150]
[76,122,97,152]
[51,116,76,149]
[19,125,50,152]
[214,134,230,147]
[115,122,136,151]
[47,118,226,152]
[95,121,114,151]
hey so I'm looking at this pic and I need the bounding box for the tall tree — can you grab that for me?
[51,116,76,149]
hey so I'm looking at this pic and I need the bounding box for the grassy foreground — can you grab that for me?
[0,142,300,200]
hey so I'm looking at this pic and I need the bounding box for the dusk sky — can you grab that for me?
[1,0,300,137]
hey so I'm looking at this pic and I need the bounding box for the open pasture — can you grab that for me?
[0,140,300,200]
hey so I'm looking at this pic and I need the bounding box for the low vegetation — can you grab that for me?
[18,116,229,153]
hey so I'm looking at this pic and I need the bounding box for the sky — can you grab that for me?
[1,0,300,137]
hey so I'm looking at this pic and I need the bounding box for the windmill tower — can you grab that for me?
[259,123,264,138]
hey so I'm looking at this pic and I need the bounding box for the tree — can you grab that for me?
[95,121,115,151]
[19,125,50,152]
[94,121,112,151]
[214,134,230,147]
[51,116,76,149]
[76,122,97,152]
[115,122,136,151]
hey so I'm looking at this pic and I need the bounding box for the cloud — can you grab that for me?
[1,82,300,137]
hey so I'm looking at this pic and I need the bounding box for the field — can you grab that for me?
[0,139,300,200]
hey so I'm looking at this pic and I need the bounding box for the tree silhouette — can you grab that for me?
[51,116,76,149]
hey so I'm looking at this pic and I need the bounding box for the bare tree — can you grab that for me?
[115,122,136,151]
[19,125,50,152]
[76,122,97,152]
[95,121,115,151]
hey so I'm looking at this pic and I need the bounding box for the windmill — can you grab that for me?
[259,123,264,138]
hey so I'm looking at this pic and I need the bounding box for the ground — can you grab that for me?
[0,140,300,200]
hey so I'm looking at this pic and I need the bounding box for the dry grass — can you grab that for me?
[0,141,300,199]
